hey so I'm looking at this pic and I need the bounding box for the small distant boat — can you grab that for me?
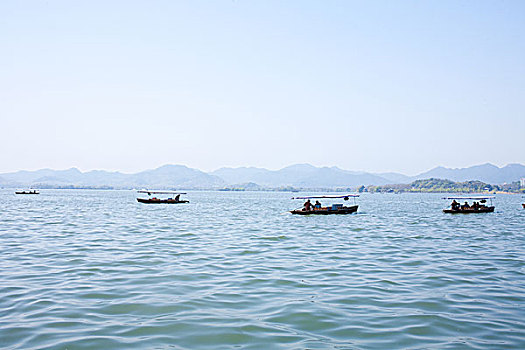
[15,190,39,195]
[522,203,525,209]
[443,196,495,214]
[136,190,189,204]
[290,194,359,215]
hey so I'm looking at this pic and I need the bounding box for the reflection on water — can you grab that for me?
[1,190,524,349]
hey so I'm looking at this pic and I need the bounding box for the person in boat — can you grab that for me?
[472,201,479,210]
[314,200,322,209]
[303,199,313,211]
[451,200,459,210]
[175,194,180,202]
[461,201,470,210]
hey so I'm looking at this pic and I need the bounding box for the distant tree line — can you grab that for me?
[30,184,116,190]
[360,178,525,194]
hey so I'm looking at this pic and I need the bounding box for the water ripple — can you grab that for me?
[0,190,524,349]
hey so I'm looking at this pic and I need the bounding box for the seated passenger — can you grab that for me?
[461,201,470,210]
[303,199,313,211]
[314,200,322,209]
[451,200,459,210]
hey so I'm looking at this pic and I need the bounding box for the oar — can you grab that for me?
[281,207,299,215]
[282,207,303,215]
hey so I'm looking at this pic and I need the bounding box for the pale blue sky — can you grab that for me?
[1,1,524,174]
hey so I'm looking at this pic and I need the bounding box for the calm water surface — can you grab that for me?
[1,190,524,349]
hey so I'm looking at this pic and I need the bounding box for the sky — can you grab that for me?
[1,0,524,175]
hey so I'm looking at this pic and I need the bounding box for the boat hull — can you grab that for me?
[443,206,494,214]
[290,205,358,215]
[15,191,39,195]
[137,198,189,204]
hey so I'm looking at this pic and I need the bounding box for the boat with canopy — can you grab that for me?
[15,189,39,194]
[136,190,189,204]
[290,194,359,215]
[442,196,494,213]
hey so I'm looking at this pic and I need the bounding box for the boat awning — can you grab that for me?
[137,190,186,194]
[292,194,359,199]
[443,196,495,200]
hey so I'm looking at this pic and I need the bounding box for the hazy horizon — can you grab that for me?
[2,1,524,174]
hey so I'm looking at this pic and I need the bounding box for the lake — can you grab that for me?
[1,190,524,349]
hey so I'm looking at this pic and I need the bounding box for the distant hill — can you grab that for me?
[414,163,525,184]
[129,165,224,189]
[0,165,224,189]
[212,164,393,188]
[1,162,523,189]
[211,167,275,185]
[213,163,525,187]
[375,172,413,184]
[1,168,85,184]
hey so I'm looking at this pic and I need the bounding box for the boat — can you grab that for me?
[442,196,495,214]
[290,194,359,215]
[136,190,189,204]
[15,189,39,194]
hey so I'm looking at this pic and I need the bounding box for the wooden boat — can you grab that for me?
[291,205,358,215]
[290,194,359,215]
[442,196,495,214]
[15,190,39,194]
[136,190,189,204]
[137,197,189,204]
[443,206,494,214]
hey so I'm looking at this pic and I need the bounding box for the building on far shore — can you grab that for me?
[521,178,525,188]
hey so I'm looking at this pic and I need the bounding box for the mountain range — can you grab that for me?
[0,163,524,189]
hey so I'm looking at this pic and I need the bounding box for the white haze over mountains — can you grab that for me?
[1,163,524,190]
